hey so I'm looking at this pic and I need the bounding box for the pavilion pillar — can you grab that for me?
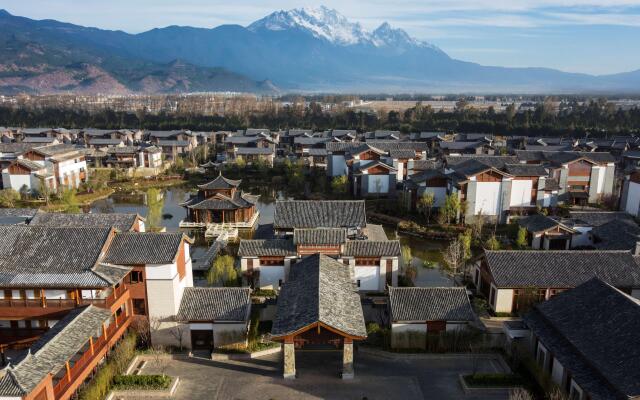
[342,337,354,379]
[283,336,296,379]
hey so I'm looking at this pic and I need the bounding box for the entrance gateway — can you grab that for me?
[270,254,367,379]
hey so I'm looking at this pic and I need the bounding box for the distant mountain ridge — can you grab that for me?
[0,7,638,94]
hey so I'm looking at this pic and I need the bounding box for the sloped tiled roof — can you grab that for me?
[568,211,634,227]
[30,211,142,232]
[0,226,117,287]
[274,200,367,229]
[237,239,296,257]
[177,287,251,322]
[503,163,548,176]
[293,228,346,245]
[388,287,476,322]
[271,254,366,338]
[483,250,640,288]
[197,174,241,190]
[343,240,401,257]
[104,232,189,264]
[524,279,640,400]
[592,218,640,251]
[0,306,112,397]
[517,214,573,234]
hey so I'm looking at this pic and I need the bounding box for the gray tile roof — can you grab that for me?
[445,155,518,169]
[274,200,367,229]
[0,226,118,288]
[271,254,366,338]
[104,232,189,264]
[0,305,112,396]
[568,211,634,227]
[503,163,548,176]
[388,149,418,159]
[177,287,251,322]
[293,228,346,245]
[483,250,640,288]
[235,147,274,155]
[388,287,476,322]
[524,279,640,400]
[197,174,241,190]
[237,239,296,257]
[0,208,38,218]
[517,214,572,234]
[343,240,401,257]
[192,241,225,271]
[157,140,190,147]
[592,218,640,251]
[307,148,328,156]
[30,211,142,232]
[185,191,258,210]
[14,159,44,171]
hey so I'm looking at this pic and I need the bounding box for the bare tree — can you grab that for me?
[169,316,188,351]
[130,316,151,349]
[151,344,169,377]
[509,388,534,400]
[442,238,464,277]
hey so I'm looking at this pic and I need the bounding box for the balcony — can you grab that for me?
[52,312,131,400]
[0,284,129,318]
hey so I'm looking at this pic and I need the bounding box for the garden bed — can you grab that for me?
[113,374,172,390]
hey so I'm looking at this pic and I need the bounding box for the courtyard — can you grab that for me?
[138,349,512,400]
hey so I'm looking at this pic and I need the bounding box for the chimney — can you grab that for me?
[635,241,640,256]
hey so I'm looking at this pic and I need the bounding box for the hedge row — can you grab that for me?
[464,373,525,387]
[112,374,171,390]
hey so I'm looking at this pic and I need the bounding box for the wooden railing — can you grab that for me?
[0,284,128,310]
[0,298,76,308]
[52,312,130,398]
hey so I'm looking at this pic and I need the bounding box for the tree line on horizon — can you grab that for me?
[0,98,639,137]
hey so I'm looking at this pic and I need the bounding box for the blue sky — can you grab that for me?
[1,0,640,75]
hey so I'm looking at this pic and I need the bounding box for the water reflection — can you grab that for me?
[384,227,454,287]
[90,186,453,287]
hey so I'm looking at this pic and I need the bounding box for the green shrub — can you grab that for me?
[464,373,525,387]
[77,333,137,400]
[112,375,172,390]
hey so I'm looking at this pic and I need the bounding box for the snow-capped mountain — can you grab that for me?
[0,8,637,93]
[248,6,441,52]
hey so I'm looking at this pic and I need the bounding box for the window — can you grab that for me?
[132,299,146,315]
[278,279,283,288]
[129,271,143,284]
[489,286,496,307]
[357,279,361,288]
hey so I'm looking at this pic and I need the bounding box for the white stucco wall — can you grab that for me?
[2,173,31,192]
[330,155,347,176]
[365,174,390,194]
[625,181,640,217]
[493,287,514,313]
[510,180,533,207]
[354,266,379,291]
[418,186,447,207]
[259,266,285,289]
[474,181,502,215]
[595,166,606,194]
[570,226,593,248]
[551,358,565,385]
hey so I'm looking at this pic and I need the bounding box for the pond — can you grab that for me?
[90,186,453,287]
[384,227,455,287]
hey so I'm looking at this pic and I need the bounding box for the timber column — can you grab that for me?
[342,338,354,379]
[283,336,296,379]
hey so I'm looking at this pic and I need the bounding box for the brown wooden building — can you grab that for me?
[181,173,259,225]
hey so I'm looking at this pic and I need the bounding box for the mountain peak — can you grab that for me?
[248,6,369,46]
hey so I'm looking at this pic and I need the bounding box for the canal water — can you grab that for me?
[90,186,453,287]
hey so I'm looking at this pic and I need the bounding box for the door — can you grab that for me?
[191,330,213,350]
